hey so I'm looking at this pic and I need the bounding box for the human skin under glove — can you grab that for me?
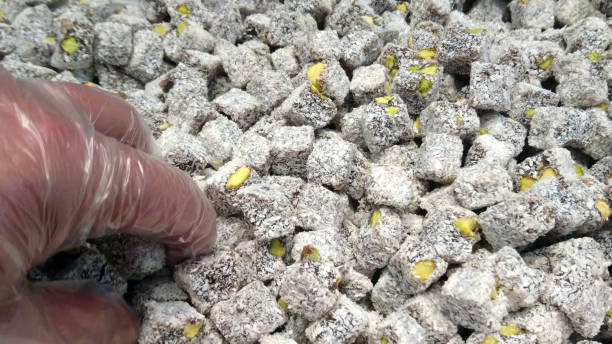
[0,66,216,344]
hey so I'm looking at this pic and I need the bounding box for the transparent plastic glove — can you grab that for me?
[0,66,216,344]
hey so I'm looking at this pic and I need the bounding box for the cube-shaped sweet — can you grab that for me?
[340,30,383,70]
[213,88,263,129]
[96,64,142,93]
[278,82,337,129]
[197,117,242,167]
[271,46,300,77]
[545,237,610,280]
[237,183,296,240]
[306,137,354,190]
[371,270,412,315]
[163,21,215,63]
[551,51,595,84]
[415,134,463,184]
[279,257,341,321]
[248,8,316,48]
[465,134,515,168]
[166,82,217,136]
[8,5,54,66]
[361,95,413,153]
[557,76,608,108]
[308,29,342,60]
[204,160,261,215]
[541,271,611,338]
[504,303,573,344]
[407,21,443,51]
[338,267,374,302]
[126,29,164,82]
[525,178,603,236]
[508,0,555,29]
[55,247,127,296]
[421,206,480,263]
[93,22,132,66]
[261,175,305,206]
[326,0,380,37]
[246,70,293,113]
[371,310,426,344]
[157,127,209,175]
[235,240,286,283]
[365,165,421,210]
[210,281,287,344]
[214,216,249,250]
[491,247,546,311]
[50,11,94,70]
[355,207,406,269]
[312,59,351,106]
[215,39,272,87]
[438,27,489,75]
[509,82,559,126]
[138,301,208,344]
[528,107,600,156]
[181,50,223,77]
[554,0,597,26]
[305,295,369,344]
[174,250,247,314]
[291,229,351,267]
[419,185,460,213]
[479,113,527,157]
[269,126,315,177]
[420,100,479,139]
[129,275,189,316]
[453,164,513,210]
[94,234,165,280]
[469,62,515,112]
[387,237,449,294]
[233,132,271,174]
[392,59,443,115]
[373,143,419,170]
[408,0,451,25]
[350,64,388,104]
[296,183,345,231]
[403,292,459,344]
[479,194,556,250]
[442,267,509,332]
[562,16,611,53]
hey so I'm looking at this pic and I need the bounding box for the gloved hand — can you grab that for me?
[0,66,216,344]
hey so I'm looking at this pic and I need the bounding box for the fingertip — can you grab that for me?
[167,199,217,264]
[55,82,154,154]
[41,281,139,343]
[1,282,139,344]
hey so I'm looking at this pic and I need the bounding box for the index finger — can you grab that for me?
[54,82,154,154]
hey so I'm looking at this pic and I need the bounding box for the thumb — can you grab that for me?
[0,281,138,344]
